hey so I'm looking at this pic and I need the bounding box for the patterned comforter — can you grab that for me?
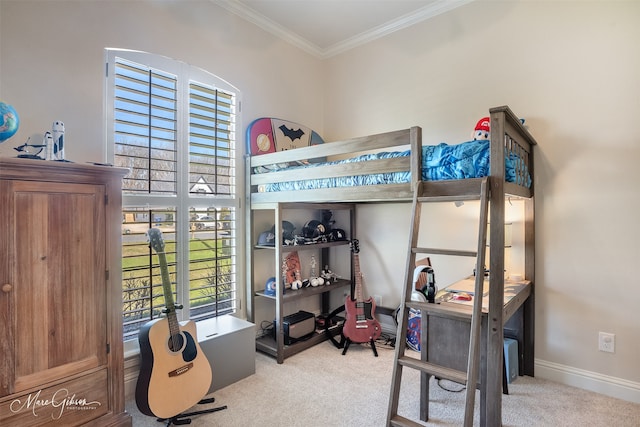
[254,139,531,192]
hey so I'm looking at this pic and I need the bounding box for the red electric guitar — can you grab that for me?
[342,239,382,344]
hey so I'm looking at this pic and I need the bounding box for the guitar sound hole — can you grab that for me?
[167,333,185,353]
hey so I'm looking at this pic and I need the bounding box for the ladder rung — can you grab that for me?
[412,247,478,257]
[389,414,425,427]
[405,301,473,321]
[398,356,468,385]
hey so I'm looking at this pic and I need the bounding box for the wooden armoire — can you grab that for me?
[0,158,131,426]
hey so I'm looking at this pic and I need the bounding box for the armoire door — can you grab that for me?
[0,180,108,397]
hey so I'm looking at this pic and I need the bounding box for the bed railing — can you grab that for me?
[490,106,536,198]
[247,126,422,206]
[246,106,535,206]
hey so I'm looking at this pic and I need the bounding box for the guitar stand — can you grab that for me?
[157,397,227,426]
[324,305,378,358]
[342,337,378,357]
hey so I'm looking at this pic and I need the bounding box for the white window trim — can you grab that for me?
[103,48,246,355]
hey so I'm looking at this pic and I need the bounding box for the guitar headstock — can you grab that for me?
[147,227,165,254]
[350,239,360,254]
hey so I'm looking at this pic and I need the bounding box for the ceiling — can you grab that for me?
[215,0,472,58]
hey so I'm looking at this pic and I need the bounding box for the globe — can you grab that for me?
[0,101,20,142]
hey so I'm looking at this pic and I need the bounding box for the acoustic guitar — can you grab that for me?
[342,239,382,343]
[135,228,212,419]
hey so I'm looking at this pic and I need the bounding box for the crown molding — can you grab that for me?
[324,0,474,58]
[214,0,474,59]
[214,0,321,56]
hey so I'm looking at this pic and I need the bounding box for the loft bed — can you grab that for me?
[246,105,537,424]
[246,106,535,209]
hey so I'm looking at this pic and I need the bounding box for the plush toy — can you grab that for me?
[472,116,527,141]
[472,117,490,140]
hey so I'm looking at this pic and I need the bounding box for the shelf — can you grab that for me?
[256,324,343,359]
[248,202,355,363]
[255,278,350,302]
[254,240,351,252]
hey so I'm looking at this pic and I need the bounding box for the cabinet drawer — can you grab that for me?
[0,368,109,426]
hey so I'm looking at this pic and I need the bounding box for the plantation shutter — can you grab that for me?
[113,58,178,194]
[189,83,235,196]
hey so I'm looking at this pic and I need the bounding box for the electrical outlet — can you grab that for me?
[373,295,382,307]
[598,332,615,353]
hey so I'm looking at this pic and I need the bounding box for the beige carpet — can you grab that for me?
[126,341,640,426]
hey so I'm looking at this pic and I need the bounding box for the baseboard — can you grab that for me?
[124,354,140,400]
[535,358,640,404]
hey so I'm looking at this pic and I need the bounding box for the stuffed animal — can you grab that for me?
[472,117,490,140]
[473,116,527,140]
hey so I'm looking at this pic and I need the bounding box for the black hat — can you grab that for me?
[302,220,326,238]
[271,221,296,243]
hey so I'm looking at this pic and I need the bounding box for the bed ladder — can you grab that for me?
[386,177,490,427]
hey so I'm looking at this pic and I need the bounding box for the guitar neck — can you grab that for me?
[353,253,363,303]
[155,248,181,337]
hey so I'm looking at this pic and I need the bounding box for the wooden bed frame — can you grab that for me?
[246,105,536,209]
[245,105,537,425]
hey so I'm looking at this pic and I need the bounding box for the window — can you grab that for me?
[105,49,242,345]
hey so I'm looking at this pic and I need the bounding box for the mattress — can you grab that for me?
[253,139,531,192]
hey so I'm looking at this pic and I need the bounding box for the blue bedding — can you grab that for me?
[254,139,531,192]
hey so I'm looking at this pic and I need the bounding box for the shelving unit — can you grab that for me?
[247,202,355,363]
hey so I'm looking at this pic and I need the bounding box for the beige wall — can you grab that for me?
[0,0,324,327]
[323,0,640,402]
[2,0,638,403]
[0,0,325,161]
